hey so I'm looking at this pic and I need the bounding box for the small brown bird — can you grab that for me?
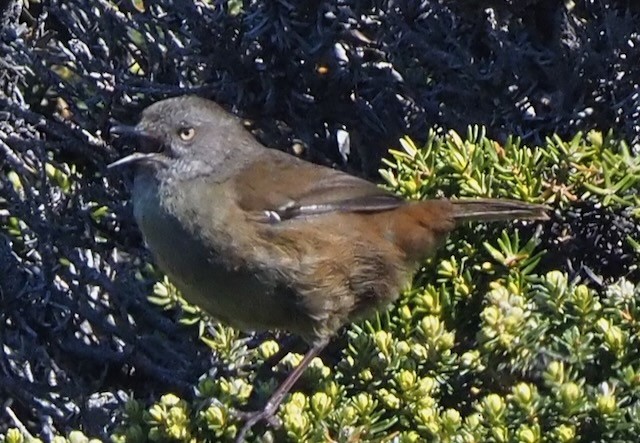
[110,96,547,442]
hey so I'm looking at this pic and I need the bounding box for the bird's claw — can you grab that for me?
[233,406,282,442]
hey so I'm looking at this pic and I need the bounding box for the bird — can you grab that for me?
[109,95,548,442]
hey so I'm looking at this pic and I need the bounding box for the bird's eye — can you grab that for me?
[178,127,195,141]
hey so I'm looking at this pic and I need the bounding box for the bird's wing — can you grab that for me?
[232,149,405,223]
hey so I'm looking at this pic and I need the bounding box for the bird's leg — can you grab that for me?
[235,338,329,443]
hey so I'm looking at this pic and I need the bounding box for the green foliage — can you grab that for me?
[381,127,639,209]
[112,129,639,442]
[0,429,100,443]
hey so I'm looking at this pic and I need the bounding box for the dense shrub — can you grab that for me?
[1,0,639,441]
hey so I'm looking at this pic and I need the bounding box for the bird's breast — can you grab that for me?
[131,172,309,334]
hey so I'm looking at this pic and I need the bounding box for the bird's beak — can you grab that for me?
[109,124,146,138]
[108,124,164,169]
[107,152,164,169]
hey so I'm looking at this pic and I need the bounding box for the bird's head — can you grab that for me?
[109,95,244,170]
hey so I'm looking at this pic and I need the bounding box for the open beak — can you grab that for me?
[109,124,145,138]
[108,124,164,169]
[107,152,163,169]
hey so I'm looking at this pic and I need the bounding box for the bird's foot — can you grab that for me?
[232,339,329,442]
[233,404,282,443]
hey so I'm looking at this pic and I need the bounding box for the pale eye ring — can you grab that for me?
[178,127,195,141]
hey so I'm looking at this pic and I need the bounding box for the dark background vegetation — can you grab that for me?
[1,0,639,439]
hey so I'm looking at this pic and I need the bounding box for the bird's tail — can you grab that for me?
[448,198,549,223]
[387,198,548,262]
